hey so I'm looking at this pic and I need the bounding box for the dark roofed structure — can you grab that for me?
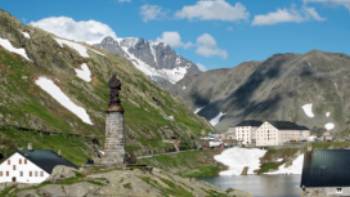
[301,149,350,188]
[18,149,77,174]
[269,121,309,130]
[235,120,263,127]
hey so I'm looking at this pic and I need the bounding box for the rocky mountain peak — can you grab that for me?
[95,36,200,86]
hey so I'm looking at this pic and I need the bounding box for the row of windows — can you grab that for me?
[7,158,28,165]
[0,170,44,177]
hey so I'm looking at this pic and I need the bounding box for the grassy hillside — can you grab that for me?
[138,150,225,178]
[0,11,212,163]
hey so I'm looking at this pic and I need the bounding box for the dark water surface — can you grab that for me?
[203,175,302,197]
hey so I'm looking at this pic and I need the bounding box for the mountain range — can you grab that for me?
[0,10,211,163]
[95,31,350,133]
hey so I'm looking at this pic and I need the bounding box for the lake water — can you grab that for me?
[203,175,302,197]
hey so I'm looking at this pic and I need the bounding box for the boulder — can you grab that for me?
[49,165,77,182]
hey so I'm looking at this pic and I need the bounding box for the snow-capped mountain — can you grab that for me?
[95,36,200,85]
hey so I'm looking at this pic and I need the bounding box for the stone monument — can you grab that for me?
[100,74,125,166]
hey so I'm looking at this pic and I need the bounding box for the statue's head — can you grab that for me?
[109,74,121,89]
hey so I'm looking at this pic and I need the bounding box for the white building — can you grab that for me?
[0,149,76,184]
[231,120,263,145]
[255,121,310,147]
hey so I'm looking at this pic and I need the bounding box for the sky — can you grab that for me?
[0,0,349,70]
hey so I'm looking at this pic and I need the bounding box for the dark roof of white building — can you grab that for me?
[269,121,309,130]
[235,120,263,127]
[18,149,77,174]
[301,149,350,188]
[236,120,308,130]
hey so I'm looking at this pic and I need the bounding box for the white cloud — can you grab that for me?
[195,33,228,59]
[156,31,192,49]
[252,6,325,26]
[176,0,249,22]
[140,4,167,22]
[304,0,350,11]
[30,17,117,44]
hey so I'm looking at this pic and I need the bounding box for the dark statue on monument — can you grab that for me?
[107,74,124,113]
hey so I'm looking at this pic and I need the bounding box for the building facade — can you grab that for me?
[0,149,76,184]
[225,120,310,147]
[234,120,263,145]
[255,121,310,147]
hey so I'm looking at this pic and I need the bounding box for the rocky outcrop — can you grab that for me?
[10,168,251,197]
[49,165,78,182]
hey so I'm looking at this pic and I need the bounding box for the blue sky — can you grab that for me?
[0,0,349,70]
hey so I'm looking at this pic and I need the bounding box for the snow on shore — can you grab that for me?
[35,76,93,125]
[302,103,314,118]
[266,154,304,175]
[55,38,90,58]
[214,147,267,176]
[209,112,225,126]
[0,37,31,61]
[75,63,92,82]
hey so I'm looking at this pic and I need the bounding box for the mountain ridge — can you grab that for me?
[175,50,350,132]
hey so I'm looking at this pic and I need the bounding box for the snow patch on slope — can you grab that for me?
[35,76,93,125]
[75,63,92,82]
[55,38,90,58]
[266,154,304,175]
[21,31,31,39]
[209,112,225,126]
[302,103,315,118]
[194,106,205,114]
[0,37,31,61]
[214,147,267,176]
[325,122,335,131]
[149,43,158,65]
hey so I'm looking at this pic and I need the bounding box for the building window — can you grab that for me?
[336,188,342,193]
[0,171,2,176]
[19,158,22,164]
[6,171,9,176]
[29,171,32,177]
[24,159,27,164]
[7,160,10,165]
[35,171,38,177]
[20,171,23,177]
[40,171,44,177]
[13,165,16,171]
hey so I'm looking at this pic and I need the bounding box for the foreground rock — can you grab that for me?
[5,167,251,197]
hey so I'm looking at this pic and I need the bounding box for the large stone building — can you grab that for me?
[255,121,310,147]
[100,74,126,166]
[232,120,263,145]
[301,149,350,197]
[226,120,310,147]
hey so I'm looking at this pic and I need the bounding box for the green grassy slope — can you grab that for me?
[0,11,212,163]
